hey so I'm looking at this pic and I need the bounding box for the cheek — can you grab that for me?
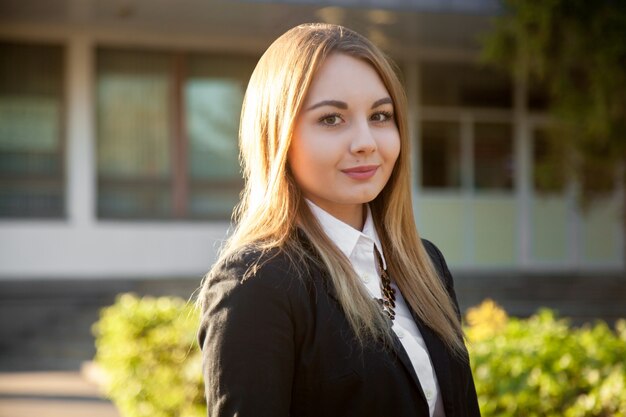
[288,134,328,191]
[290,131,336,172]
[385,131,401,165]
[289,139,314,173]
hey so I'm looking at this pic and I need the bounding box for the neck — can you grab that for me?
[308,200,365,231]
[343,204,365,231]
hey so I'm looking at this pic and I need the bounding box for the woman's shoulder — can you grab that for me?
[197,245,315,357]
[211,245,291,280]
[203,244,316,303]
[420,238,453,284]
[420,238,444,264]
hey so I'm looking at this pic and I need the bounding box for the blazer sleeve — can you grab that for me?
[197,253,300,417]
[422,239,462,322]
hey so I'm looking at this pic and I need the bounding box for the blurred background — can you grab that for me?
[0,0,624,413]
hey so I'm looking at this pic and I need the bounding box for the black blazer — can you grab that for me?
[198,236,481,417]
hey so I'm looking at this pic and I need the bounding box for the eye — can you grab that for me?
[318,113,343,127]
[370,111,394,123]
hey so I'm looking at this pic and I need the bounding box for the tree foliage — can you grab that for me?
[93,294,626,417]
[466,300,626,417]
[93,293,205,417]
[481,0,626,199]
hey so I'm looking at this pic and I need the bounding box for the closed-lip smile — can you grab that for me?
[341,165,379,180]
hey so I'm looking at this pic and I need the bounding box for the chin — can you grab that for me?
[351,190,380,204]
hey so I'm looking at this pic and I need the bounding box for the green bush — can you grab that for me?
[93,293,205,417]
[466,300,626,417]
[93,294,626,417]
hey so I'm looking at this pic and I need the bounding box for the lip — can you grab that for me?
[341,165,379,180]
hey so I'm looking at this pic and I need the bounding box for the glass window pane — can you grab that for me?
[185,54,255,218]
[528,79,550,111]
[0,42,65,218]
[421,121,461,189]
[531,128,569,264]
[0,181,64,219]
[473,122,513,190]
[96,48,172,219]
[98,182,171,219]
[580,158,615,196]
[421,62,512,108]
[533,128,566,193]
[189,187,241,219]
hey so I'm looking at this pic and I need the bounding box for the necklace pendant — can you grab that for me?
[374,248,396,322]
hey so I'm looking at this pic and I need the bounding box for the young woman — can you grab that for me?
[198,23,481,417]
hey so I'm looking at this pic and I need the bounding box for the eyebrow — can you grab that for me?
[305,97,393,111]
[371,97,393,109]
[306,100,347,111]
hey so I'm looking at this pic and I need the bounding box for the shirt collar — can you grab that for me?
[305,199,387,269]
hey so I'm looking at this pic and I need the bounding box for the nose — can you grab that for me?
[349,119,377,155]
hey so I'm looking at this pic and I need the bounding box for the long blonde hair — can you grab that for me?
[204,23,466,356]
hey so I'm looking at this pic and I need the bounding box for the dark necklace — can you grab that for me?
[374,248,396,321]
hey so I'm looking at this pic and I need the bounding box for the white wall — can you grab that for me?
[0,221,229,278]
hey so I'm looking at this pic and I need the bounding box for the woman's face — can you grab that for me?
[288,53,401,228]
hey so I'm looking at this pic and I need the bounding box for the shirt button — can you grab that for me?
[425,390,433,400]
[361,274,370,283]
[396,329,404,339]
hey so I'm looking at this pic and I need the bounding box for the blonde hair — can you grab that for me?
[204,23,466,356]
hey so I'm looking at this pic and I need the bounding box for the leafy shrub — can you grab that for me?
[93,293,205,417]
[466,300,626,417]
[93,294,626,417]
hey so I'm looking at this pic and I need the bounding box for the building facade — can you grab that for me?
[1,0,624,281]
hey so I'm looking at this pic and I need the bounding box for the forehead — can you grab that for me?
[304,53,391,104]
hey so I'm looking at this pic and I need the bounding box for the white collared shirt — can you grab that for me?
[306,200,445,417]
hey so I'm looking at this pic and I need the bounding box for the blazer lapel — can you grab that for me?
[412,313,456,417]
[389,330,429,405]
[297,228,442,413]
[311,265,431,410]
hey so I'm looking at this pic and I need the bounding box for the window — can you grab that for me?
[419,61,514,192]
[531,127,568,262]
[580,158,616,197]
[419,121,514,191]
[186,54,252,219]
[420,61,512,108]
[533,127,566,193]
[97,49,172,219]
[421,121,461,189]
[473,122,513,190]
[0,41,65,218]
[528,79,551,111]
[96,48,255,220]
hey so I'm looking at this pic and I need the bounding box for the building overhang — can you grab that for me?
[0,0,500,56]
